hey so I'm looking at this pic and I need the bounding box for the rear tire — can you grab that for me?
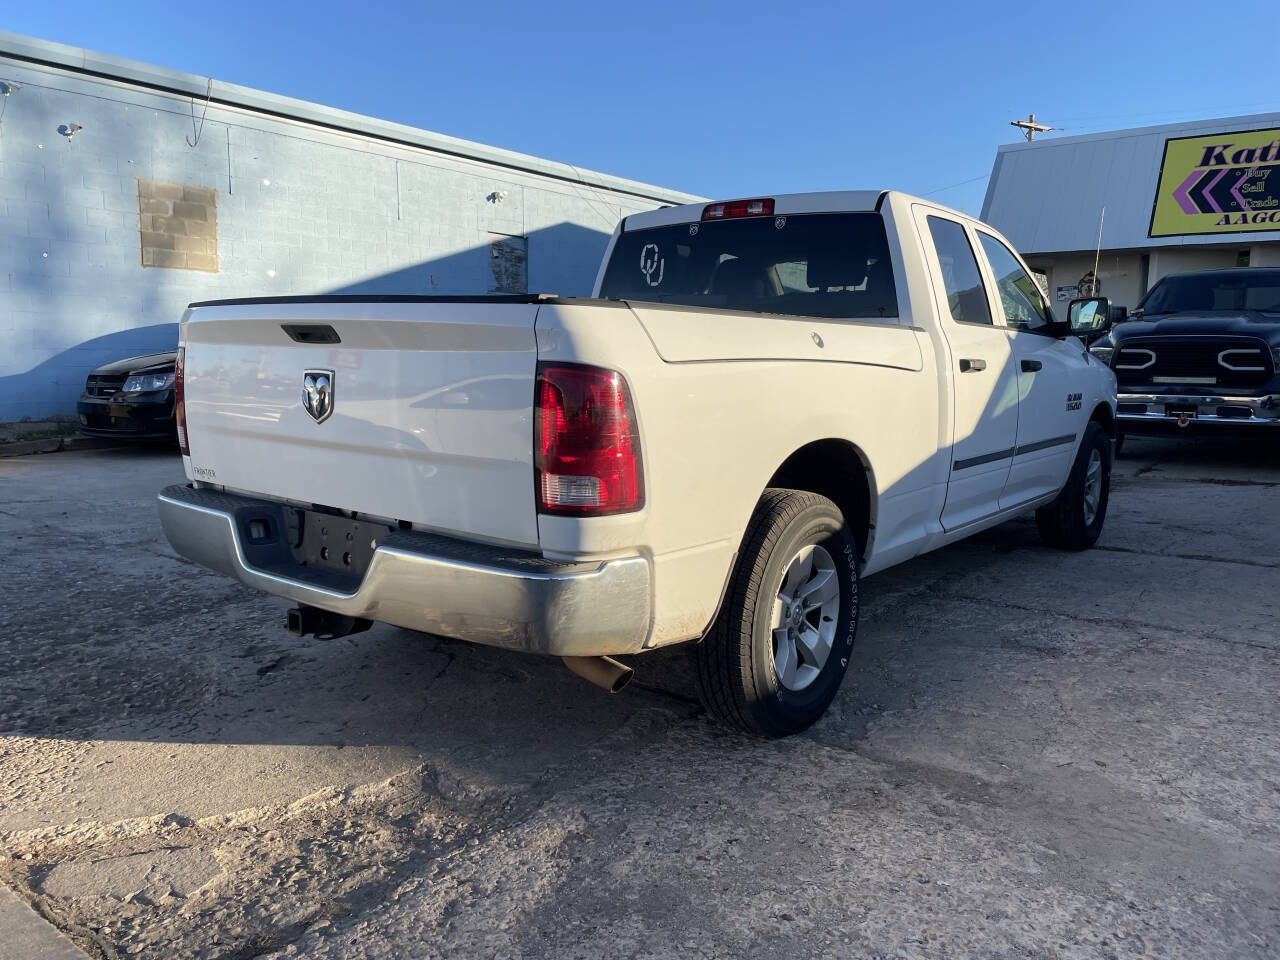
[693,489,859,738]
[1036,421,1111,550]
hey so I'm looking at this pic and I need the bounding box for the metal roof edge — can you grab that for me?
[993,110,1280,155]
[0,30,705,206]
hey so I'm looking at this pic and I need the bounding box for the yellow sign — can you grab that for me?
[1149,127,1280,237]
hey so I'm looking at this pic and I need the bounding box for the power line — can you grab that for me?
[923,173,988,197]
[186,76,213,148]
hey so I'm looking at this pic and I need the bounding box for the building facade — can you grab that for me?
[0,32,700,420]
[982,112,1280,311]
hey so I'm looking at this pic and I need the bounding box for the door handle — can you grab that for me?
[1021,359,1043,372]
[959,358,987,373]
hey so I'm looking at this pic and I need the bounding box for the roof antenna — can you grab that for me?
[1090,207,1106,297]
[1010,113,1055,142]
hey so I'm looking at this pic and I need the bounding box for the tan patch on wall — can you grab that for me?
[137,179,218,272]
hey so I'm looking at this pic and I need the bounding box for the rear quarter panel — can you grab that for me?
[535,300,944,647]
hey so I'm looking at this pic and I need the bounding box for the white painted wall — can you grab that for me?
[1025,242,1279,311]
[1251,243,1280,267]
[1147,248,1241,287]
[1025,253,1146,311]
[0,44,697,419]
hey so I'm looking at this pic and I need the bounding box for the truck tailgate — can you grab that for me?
[181,299,541,547]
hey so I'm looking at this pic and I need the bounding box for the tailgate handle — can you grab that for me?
[281,323,341,344]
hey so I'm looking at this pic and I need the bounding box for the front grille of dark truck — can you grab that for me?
[85,374,127,397]
[1113,337,1274,389]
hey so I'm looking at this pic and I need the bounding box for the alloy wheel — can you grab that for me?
[770,544,841,691]
[1083,447,1103,526]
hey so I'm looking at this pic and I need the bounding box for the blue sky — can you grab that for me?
[6,1,1279,214]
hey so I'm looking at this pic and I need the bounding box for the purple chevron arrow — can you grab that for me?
[1230,170,1252,212]
[1173,169,1201,214]
[1201,168,1229,213]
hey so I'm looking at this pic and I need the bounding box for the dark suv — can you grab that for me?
[1080,268,1280,443]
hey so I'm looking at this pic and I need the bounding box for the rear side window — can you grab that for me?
[926,216,991,326]
[598,212,898,320]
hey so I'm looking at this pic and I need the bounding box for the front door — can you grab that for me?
[914,208,1021,531]
[974,232,1090,508]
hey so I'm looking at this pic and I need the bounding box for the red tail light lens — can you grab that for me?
[535,363,643,516]
[702,198,775,221]
[175,346,190,456]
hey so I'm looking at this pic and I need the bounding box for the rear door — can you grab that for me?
[973,232,1091,508]
[181,298,542,547]
[913,208,1021,531]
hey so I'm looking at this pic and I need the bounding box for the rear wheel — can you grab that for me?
[693,489,859,737]
[1036,421,1111,550]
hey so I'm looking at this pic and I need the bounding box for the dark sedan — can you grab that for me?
[1083,268,1280,443]
[78,351,178,441]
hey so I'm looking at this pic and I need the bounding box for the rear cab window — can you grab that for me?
[599,211,899,321]
[925,216,992,326]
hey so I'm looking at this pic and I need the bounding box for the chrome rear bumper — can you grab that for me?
[1117,393,1280,427]
[156,485,652,657]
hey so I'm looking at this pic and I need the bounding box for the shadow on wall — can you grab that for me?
[2,222,613,420]
[325,222,611,297]
[0,323,179,422]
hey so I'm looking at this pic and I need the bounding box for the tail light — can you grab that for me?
[175,346,190,455]
[702,198,775,221]
[535,363,643,515]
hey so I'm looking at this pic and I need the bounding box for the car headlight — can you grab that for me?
[123,372,176,392]
[1088,344,1115,364]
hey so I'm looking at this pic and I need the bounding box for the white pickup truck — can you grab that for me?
[158,190,1117,737]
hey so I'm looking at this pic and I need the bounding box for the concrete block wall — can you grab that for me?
[0,37,698,420]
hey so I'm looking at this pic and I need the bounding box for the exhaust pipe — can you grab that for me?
[562,655,633,693]
[286,605,372,640]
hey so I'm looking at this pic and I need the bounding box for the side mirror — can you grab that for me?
[1068,297,1112,340]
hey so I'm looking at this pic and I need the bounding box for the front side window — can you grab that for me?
[977,234,1052,332]
[926,216,992,326]
[598,212,899,321]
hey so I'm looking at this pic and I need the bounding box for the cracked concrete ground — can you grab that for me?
[0,437,1277,959]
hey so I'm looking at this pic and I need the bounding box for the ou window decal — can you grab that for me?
[639,243,664,287]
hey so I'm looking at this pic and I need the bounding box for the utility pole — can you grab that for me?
[1011,113,1054,141]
